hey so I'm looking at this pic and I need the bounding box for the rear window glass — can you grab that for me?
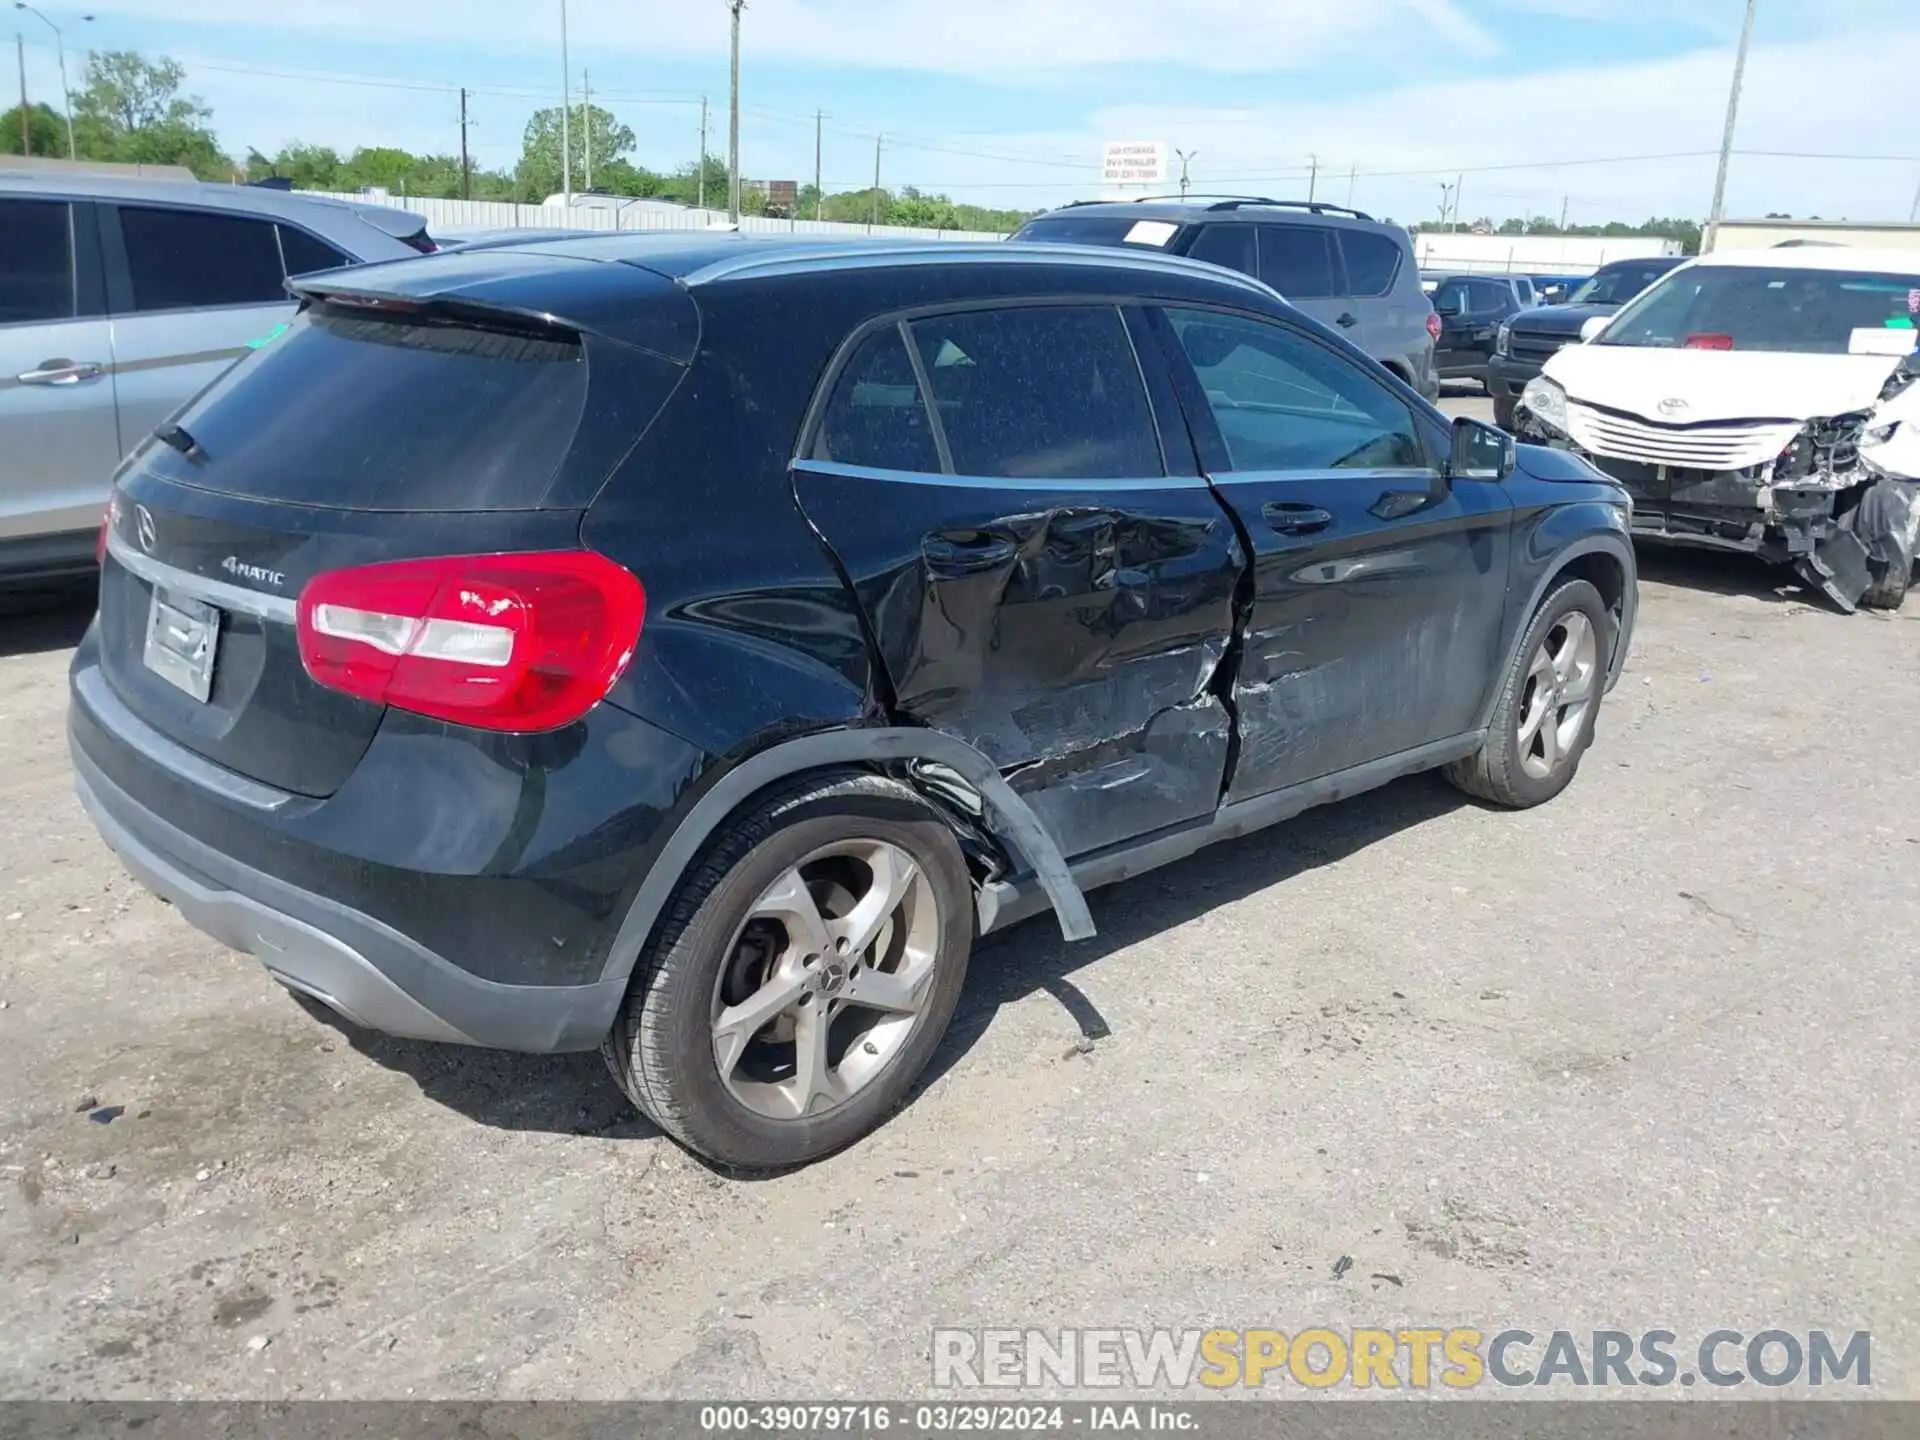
[142,304,592,511]
[1340,231,1403,297]
[119,205,287,312]
[279,225,351,277]
[1257,227,1339,299]
[1012,216,1182,249]
[908,306,1162,480]
[1186,224,1257,278]
[814,326,941,473]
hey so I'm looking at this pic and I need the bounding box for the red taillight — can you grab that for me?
[1425,311,1443,343]
[295,551,645,733]
[1683,333,1734,351]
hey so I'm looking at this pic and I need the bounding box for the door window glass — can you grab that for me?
[119,206,287,313]
[1166,307,1425,472]
[1186,224,1258,278]
[1469,279,1513,315]
[0,199,75,324]
[1340,230,1404,297]
[908,306,1162,479]
[1431,278,1471,315]
[1256,227,1339,299]
[813,325,942,473]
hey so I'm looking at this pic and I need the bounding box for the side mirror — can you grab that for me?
[1449,416,1515,481]
[1580,315,1611,343]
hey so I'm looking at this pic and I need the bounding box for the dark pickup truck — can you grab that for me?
[1486,256,1684,429]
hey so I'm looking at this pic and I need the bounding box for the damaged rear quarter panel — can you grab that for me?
[792,461,1243,859]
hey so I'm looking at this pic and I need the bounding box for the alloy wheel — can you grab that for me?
[710,839,941,1121]
[1517,610,1599,781]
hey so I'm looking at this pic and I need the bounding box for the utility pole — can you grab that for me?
[558,0,571,203]
[1452,173,1464,232]
[1559,194,1569,231]
[697,96,708,210]
[1438,181,1454,231]
[727,0,744,223]
[814,109,824,221]
[1345,163,1356,208]
[1910,175,1920,223]
[15,5,81,160]
[870,133,882,232]
[1704,0,1758,254]
[15,32,27,155]
[1307,153,1318,204]
[1174,148,1196,200]
[582,68,592,191]
[459,87,471,199]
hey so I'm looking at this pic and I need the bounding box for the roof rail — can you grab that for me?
[1124,192,1281,206]
[1205,198,1378,221]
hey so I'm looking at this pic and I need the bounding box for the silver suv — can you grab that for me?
[1013,197,1441,400]
[0,174,430,585]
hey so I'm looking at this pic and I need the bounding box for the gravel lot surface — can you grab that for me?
[4,398,1915,1398]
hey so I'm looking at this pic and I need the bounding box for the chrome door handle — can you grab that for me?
[18,360,104,386]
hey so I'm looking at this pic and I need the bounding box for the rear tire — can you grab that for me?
[1861,561,1911,612]
[1445,578,1613,809]
[602,772,972,1171]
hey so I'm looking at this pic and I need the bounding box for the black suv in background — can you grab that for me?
[1427,273,1536,386]
[1486,256,1686,428]
[71,235,1636,1169]
[1014,197,1440,400]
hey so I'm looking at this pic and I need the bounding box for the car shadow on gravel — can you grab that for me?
[312,773,1465,1160]
[918,770,1470,1094]
[294,996,657,1141]
[1632,545,1815,607]
[0,585,96,655]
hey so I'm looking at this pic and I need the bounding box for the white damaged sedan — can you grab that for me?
[1515,247,1920,611]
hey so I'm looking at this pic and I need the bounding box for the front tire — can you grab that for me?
[1445,577,1613,808]
[603,772,972,1170]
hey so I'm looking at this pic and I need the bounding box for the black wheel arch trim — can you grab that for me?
[596,726,1098,987]
[1475,532,1637,734]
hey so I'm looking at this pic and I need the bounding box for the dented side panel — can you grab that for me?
[1214,472,1513,804]
[792,462,1244,858]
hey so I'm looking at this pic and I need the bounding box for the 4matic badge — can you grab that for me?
[222,556,286,588]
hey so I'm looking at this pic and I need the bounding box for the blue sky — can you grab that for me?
[12,0,1919,222]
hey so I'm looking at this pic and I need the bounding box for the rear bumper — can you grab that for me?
[73,742,628,1051]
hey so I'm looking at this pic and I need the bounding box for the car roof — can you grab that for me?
[1030,198,1392,231]
[377,231,1279,297]
[296,234,1289,357]
[0,171,425,236]
[1688,246,1920,273]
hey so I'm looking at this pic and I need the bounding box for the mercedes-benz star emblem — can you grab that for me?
[135,504,157,554]
[1657,398,1690,416]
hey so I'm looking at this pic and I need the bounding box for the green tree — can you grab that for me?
[656,153,729,208]
[0,102,65,157]
[515,103,636,201]
[71,50,231,179]
[251,142,344,190]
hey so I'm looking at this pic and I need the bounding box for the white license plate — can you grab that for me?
[143,588,221,702]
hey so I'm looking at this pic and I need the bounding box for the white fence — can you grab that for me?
[299,190,1012,244]
[1413,233,1682,277]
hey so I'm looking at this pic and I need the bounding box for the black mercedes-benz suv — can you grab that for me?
[1486,256,1685,428]
[71,234,1638,1169]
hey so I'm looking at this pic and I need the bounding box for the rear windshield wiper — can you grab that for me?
[156,422,206,463]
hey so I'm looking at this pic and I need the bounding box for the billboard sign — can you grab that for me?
[1101,140,1170,197]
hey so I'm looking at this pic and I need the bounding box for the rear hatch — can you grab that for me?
[96,262,693,798]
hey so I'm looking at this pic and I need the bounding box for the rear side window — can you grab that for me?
[142,305,592,510]
[1469,279,1515,315]
[907,306,1161,480]
[814,326,941,473]
[1186,224,1258,278]
[0,199,74,324]
[1257,227,1339,299]
[1340,231,1404,297]
[279,225,351,277]
[119,206,287,312]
